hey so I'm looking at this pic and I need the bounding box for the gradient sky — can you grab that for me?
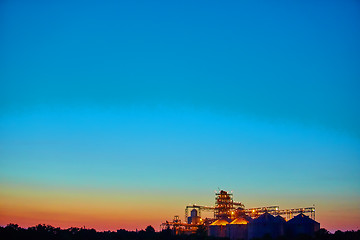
[1,0,360,232]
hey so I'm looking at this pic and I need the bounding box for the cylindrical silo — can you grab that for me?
[208,218,231,238]
[248,212,284,240]
[286,213,320,238]
[226,216,250,240]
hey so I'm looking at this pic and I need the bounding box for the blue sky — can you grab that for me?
[1,0,360,135]
[1,0,360,231]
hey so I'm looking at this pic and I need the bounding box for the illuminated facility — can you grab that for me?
[161,190,320,239]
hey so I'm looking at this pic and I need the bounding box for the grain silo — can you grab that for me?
[208,218,231,238]
[248,212,284,240]
[187,209,201,224]
[226,216,251,240]
[286,213,320,238]
[274,215,286,237]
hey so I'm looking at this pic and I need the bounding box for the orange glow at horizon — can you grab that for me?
[0,183,186,231]
[1,183,359,232]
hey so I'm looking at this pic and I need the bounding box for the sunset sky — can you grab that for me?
[1,0,360,232]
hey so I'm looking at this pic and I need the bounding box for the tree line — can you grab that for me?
[0,223,359,240]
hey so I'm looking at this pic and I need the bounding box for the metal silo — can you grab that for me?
[274,215,286,237]
[248,212,284,240]
[187,209,201,224]
[286,213,320,238]
[226,216,251,240]
[208,218,231,238]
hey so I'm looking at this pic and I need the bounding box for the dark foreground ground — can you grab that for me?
[1,224,359,240]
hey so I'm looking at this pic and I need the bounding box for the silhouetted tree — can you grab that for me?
[1,223,360,240]
[294,233,313,240]
[315,228,330,240]
[145,225,155,234]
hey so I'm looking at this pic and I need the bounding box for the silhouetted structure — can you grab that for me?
[162,190,318,239]
[248,212,285,239]
[286,213,320,238]
[226,216,251,240]
[208,217,231,238]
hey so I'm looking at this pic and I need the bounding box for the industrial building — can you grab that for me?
[161,190,320,240]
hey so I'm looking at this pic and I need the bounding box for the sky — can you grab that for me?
[1,0,360,233]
